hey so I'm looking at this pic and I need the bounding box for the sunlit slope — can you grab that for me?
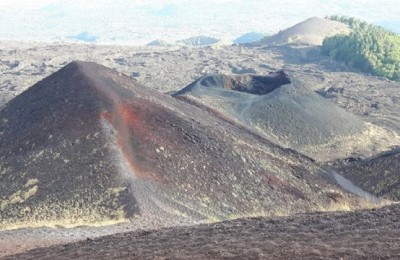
[260,17,350,45]
[174,72,399,162]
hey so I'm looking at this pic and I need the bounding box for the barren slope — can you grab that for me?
[6,204,400,260]
[0,61,362,231]
[174,72,399,162]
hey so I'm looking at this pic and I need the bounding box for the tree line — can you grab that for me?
[322,15,400,80]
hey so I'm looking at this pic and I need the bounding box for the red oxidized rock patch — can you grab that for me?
[101,101,163,182]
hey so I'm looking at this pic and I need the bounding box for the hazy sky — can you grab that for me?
[0,0,399,45]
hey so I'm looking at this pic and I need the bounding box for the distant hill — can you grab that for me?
[70,31,97,43]
[234,32,267,44]
[260,17,350,46]
[174,72,398,162]
[146,39,172,47]
[176,36,220,46]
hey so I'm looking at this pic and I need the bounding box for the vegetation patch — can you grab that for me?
[322,16,400,80]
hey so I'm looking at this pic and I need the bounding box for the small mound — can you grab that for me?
[176,36,220,46]
[174,72,399,162]
[261,17,350,45]
[69,31,97,43]
[233,32,267,44]
[146,39,172,47]
[174,70,291,96]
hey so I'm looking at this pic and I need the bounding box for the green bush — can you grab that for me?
[322,16,400,80]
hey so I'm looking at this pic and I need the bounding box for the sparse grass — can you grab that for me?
[0,196,129,231]
[24,178,38,187]
[5,185,38,206]
[205,216,222,224]
[323,201,351,212]
[2,218,128,232]
[321,196,394,213]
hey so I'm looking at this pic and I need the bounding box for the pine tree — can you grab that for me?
[323,16,400,80]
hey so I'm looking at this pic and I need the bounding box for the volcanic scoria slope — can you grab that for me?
[338,149,400,201]
[8,203,400,260]
[174,72,399,162]
[1,61,363,230]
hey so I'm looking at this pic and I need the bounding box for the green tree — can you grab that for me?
[322,16,400,80]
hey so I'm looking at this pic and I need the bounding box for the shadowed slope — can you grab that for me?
[174,70,291,96]
[0,62,364,230]
[338,150,400,200]
[174,73,399,162]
